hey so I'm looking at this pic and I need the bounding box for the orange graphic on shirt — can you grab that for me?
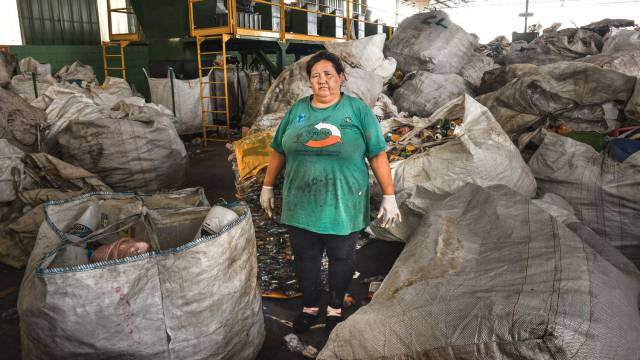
[304,123,342,148]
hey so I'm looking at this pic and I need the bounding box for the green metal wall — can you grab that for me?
[9,45,151,99]
[18,0,101,45]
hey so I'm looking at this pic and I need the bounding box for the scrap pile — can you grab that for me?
[19,190,265,360]
[1,53,266,358]
[229,131,300,297]
[236,10,640,357]
[384,117,463,161]
[0,57,188,267]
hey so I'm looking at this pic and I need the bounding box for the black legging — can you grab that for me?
[287,225,357,309]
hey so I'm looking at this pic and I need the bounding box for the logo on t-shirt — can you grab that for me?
[295,113,306,125]
[304,122,342,148]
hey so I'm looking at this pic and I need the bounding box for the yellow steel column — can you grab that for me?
[188,0,195,37]
[120,41,127,80]
[346,0,351,40]
[101,42,108,81]
[222,34,231,141]
[279,0,285,42]
[196,36,208,145]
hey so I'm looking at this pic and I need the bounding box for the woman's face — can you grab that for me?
[309,60,342,100]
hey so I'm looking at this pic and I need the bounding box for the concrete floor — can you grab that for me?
[0,141,404,359]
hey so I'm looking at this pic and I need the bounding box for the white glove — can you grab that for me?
[377,195,402,228]
[260,186,275,218]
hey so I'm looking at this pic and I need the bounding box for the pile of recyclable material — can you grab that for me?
[236,168,300,297]
[19,190,265,360]
[230,144,333,297]
[384,117,463,161]
[229,130,339,298]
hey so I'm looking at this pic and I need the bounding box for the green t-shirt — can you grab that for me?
[271,94,386,235]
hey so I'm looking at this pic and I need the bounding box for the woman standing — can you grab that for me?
[260,51,401,336]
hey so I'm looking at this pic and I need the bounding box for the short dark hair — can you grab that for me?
[305,51,345,79]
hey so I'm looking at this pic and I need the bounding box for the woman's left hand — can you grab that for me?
[377,195,402,228]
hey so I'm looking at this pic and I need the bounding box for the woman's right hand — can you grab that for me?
[260,186,275,218]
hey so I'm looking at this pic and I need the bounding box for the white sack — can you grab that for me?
[19,192,265,360]
[54,61,96,83]
[393,71,472,117]
[384,11,477,74]
[528,130,640,265]
[320,183,640,359]
[602,28,640,55]
[146,70,212,135]
[368,95,537,242]
[0,139,24,203]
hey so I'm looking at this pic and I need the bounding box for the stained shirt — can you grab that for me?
[271,94,386,235]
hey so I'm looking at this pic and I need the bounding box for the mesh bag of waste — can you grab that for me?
[384,11,477,75]
[0,151,112,268]
[503,24,603,65]
[369,95,537,242]
[146,69,213,135]
[602,28,640,55]
[0,87,46,153]
[393,71,472,117]
[457,52,499,92]
[0,50,17,87]
[477,62,637,135]
[319,184,640,359]
[241,69,271,128]
[575,50,640,78]
[52,98,187,192]
[528,130,640,267]
[54,61,96,83]
[581,18,635,37]
[0,139,24,203]
[18,189,265,360]
[258,35,392,116]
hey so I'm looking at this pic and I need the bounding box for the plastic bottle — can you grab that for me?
[66,203,99,242]
[200,206,239,237]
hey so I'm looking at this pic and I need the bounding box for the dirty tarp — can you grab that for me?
[503,25,603,65]
[477,63,537,96]
[368,95,537,242]
[581,18,635,37]
[0,152,112,269]
[319,183,640,359]
[0,86,46,153]
[477,61,636,135]
[0,51,18,87]
[528,130,640,267]
[0,140,24,203]
[575,50,640,77]
[233,130,274,180]
[19,190,265,360]
[393,71,473,117]
[241,70,271,128]
[384,11,477,74]
[54,61,96,83]
[324,33,397,80]
[601,28,640,55]
[456,52,500,91]
[625,78,640,121]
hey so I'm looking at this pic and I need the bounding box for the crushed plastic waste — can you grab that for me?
[385,117,463,161]
[284,333,318,359]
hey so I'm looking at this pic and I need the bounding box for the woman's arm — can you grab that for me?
[263,150,285,187]
[369,151,394,195]
[260,150,285,218]
[369,151,401,228]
